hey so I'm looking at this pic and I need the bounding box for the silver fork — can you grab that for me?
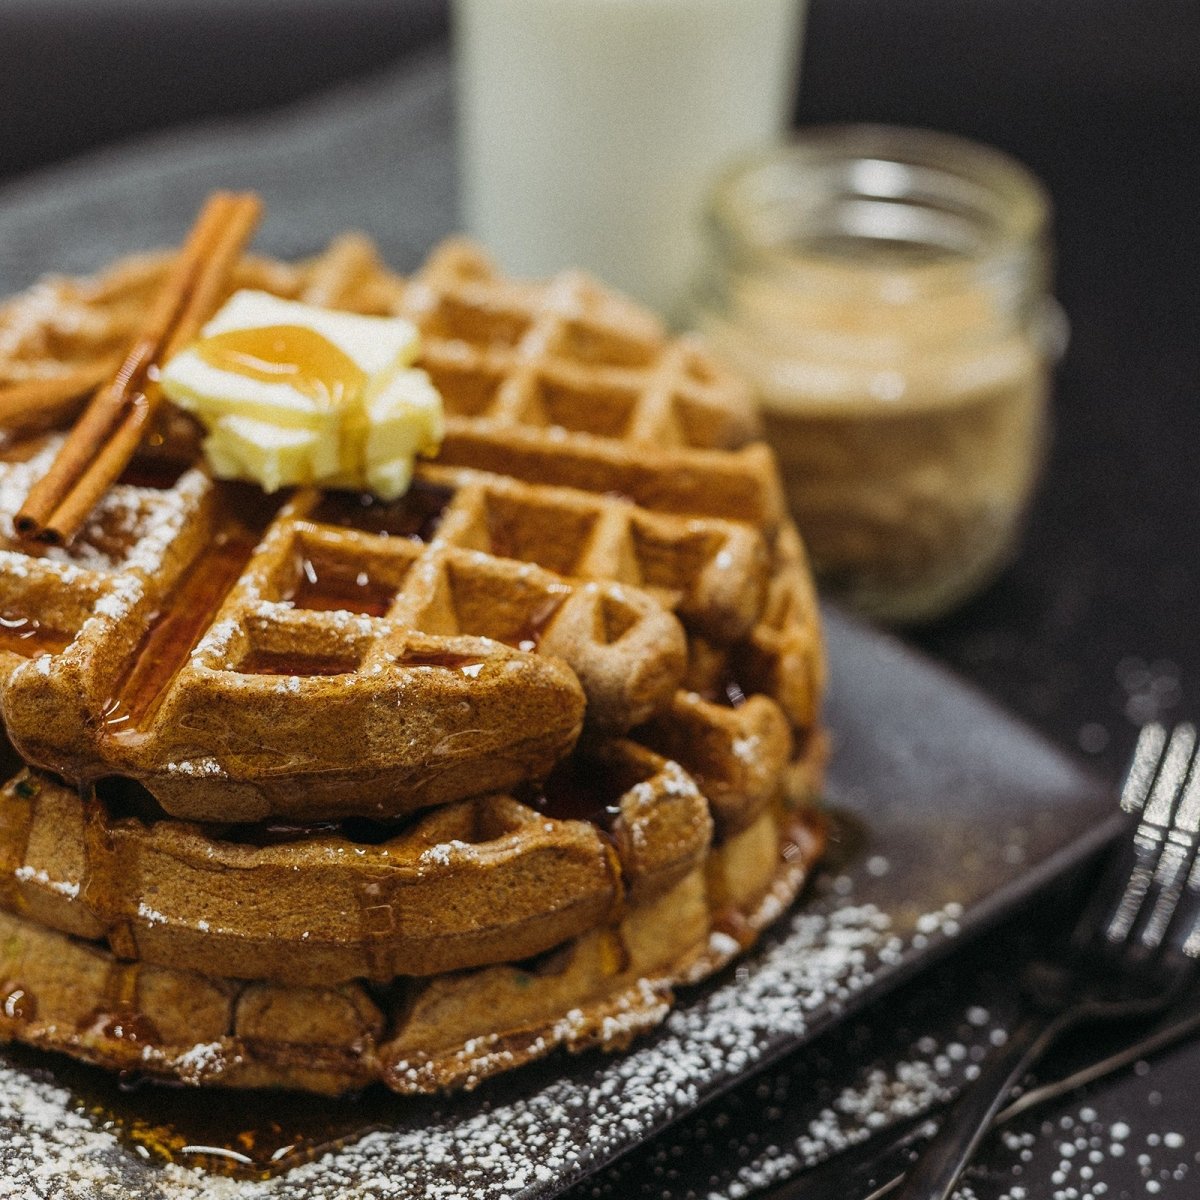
[890,722,1200,1200]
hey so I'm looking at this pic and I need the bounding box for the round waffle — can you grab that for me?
[0,738,824,1096]
[0,741,714,986]
[0,234,827,1093]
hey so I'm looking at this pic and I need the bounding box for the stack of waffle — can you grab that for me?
[0,239,825,1095]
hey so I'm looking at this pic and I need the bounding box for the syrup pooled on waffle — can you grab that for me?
[0,233,826,1093]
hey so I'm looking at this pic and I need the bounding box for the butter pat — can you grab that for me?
[333,369,445,499]
[159,290,443,499]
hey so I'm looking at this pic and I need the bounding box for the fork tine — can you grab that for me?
[1171,848,1200,959]
[1121,723,1169,814]
[1079,724,1195,950]
[1176,864,1200,955]
[1168,764,1200,958]
[1139,734,1200,950]
[1174,743,1200,832]
[1142,724,1196,825]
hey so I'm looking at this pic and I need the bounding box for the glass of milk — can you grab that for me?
[452,0,806,318]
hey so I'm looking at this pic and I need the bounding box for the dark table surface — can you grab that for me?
[1,3,1199,1197]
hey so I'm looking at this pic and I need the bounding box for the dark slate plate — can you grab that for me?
[0,608,1116,1199]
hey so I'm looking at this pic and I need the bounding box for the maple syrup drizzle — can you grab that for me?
[395,648,488,673]
[599,928,632,976]
[240,649,360,677]
[353,878,398,983]
[285,555,395,618]
[527,757,626,831]
[102,490,278,734]
[0,773,41,915]
[710,907,756,950]
[79,783,138,960]
[0,613,73,658]
[79,959,161,1048]
[309,480,454,541]
[0,1038,403,1181]
[503,593,565,653]
[73,790,161,1058]
[116,456,190,491]
[192,325,367,410]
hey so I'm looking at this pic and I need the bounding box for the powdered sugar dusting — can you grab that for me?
[0,870,971,1200]
[13,865,80,898]
[0,443,209,578]
[419,840,473,866]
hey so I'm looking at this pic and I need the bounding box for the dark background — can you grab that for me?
[5,0,1195,785]
[1,5,1199,1197]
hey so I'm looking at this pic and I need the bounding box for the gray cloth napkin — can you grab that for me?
[0,46,457,297]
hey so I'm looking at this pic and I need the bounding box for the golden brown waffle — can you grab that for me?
[0,447,739,820]
[0,238,802,821]
[0,511,819,987]
[0,741,713,986]
[2,237,784,526]
[0,741,824,1096]
[0,521,818,982]
[401,240,785,530]
[0,235,827,1093]
[0,443,797,821]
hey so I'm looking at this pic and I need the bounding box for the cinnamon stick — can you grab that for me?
[41,397,151,541]
[160,194,263,363]
[16,192,236,536]
[16,191,262,544]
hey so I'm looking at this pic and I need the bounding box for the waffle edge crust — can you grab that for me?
[0,237,827,1093]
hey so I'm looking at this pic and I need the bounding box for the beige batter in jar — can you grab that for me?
[692,128,1061,623]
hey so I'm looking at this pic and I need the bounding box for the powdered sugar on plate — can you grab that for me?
[0,874,996,1200]
[0,610,1115,1199]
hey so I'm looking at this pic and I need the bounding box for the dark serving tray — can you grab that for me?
[0,608,1115,1199]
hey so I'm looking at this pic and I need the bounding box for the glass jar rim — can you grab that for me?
[707,124,1051,294]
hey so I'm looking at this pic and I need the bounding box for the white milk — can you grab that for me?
[453,0,805,317]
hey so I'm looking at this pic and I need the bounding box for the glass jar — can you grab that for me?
[690,126,1062,624]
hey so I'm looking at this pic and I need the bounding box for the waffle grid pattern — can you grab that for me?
[0,236,827,1094]
[0,439,796,820]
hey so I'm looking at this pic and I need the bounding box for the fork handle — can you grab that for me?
[889,1007,1074,1200]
